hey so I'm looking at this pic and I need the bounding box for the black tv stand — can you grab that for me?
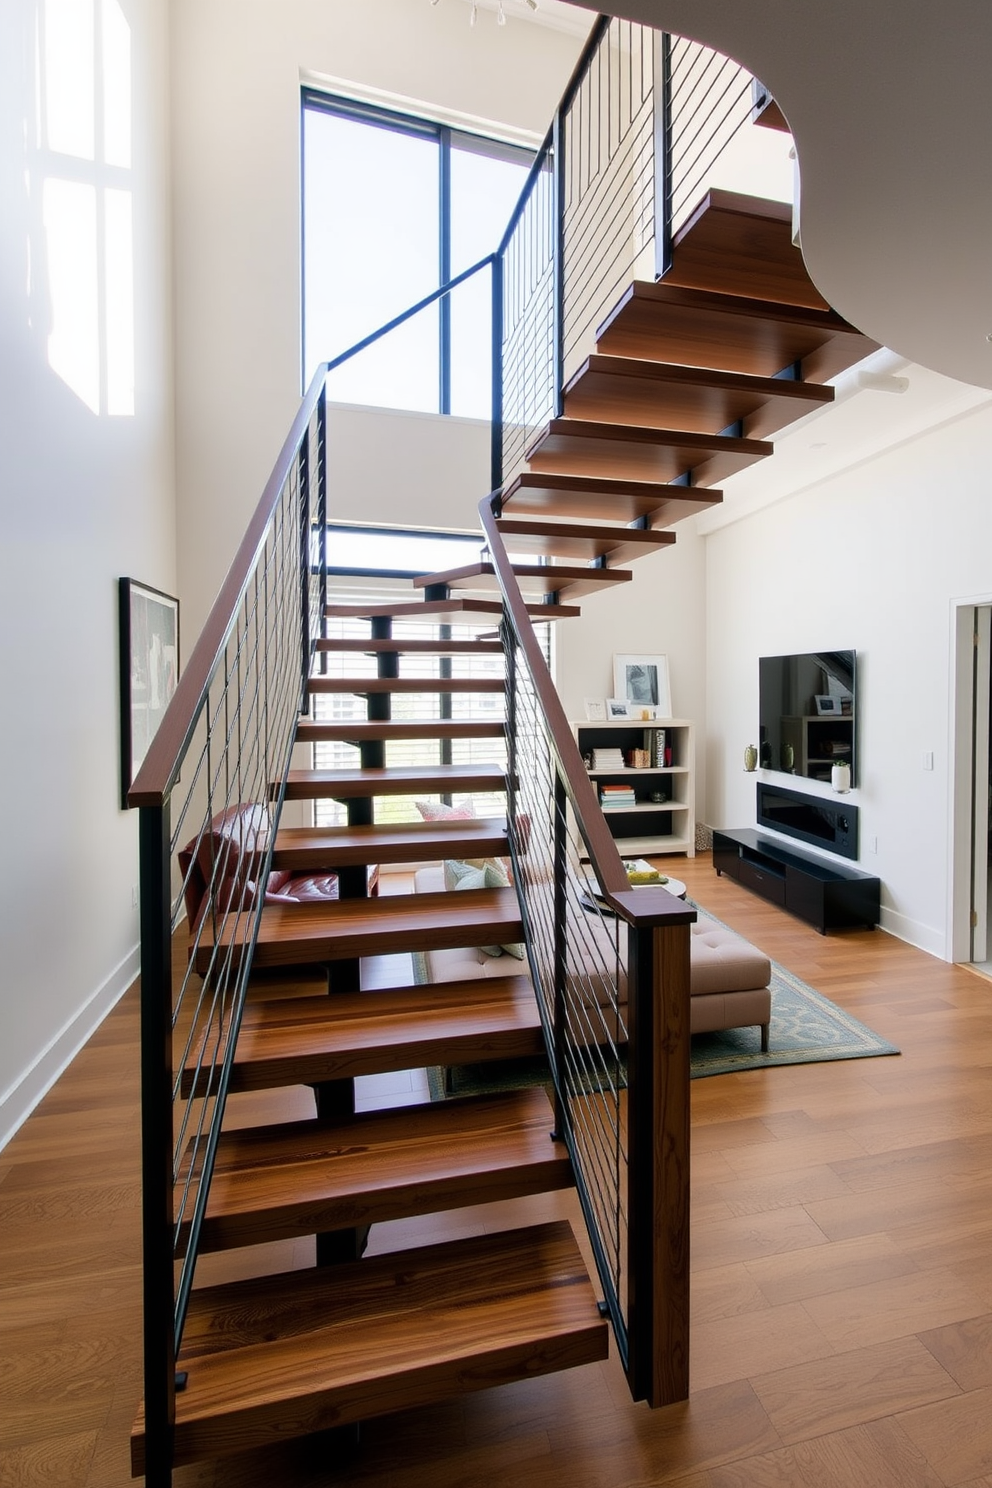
[713,828,880,934]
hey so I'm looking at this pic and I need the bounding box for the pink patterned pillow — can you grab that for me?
[414,799,476,822]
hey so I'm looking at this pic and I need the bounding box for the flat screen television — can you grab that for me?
[758,650,857,786]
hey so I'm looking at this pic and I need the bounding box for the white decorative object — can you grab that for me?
[831,762,851,793]
[613,653,672,717]
[584,698,607,721]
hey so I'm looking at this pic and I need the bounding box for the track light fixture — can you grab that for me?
[429,0,539,24]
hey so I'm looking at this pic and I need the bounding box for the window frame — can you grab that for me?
[301,88,534,411]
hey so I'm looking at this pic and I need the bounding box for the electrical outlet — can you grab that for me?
[868,835,878,853]
[923,750,934,771]
[131,884,139,910]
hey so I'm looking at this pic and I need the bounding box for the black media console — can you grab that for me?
[713,827,880,934]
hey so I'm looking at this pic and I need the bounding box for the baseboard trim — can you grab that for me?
[0,942,140,1152]
[878,905,945,959]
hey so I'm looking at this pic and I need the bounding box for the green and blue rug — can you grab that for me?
[420,903,898,1098]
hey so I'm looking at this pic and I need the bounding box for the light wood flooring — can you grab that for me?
[3,854,992,1487]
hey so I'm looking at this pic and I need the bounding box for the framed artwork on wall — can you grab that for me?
[613,653,671,717]
[119,578,180,809]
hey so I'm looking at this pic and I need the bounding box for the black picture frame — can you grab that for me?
[119,577,180,809]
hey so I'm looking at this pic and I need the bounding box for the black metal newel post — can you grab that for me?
[654,31,674,280]
[298,413,312,711]
[551,774,569,1140]
[317,381,328,674]
[552,108,566,418]
[139,802,176,1488]
[490,255,504,497]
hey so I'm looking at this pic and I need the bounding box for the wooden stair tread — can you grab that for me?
[494,517,676,565]
[413,560,631,602]
[210,975,541,1092]
[527,417,771,488]
[500,470,723,526]
[294,719,506,744]
[281,762,506,799]
[196,1089,567,1251]
[193,887,523,972]
[131,1221,607,1471]
[316,637,503,654]
[306,675,506,694]
[664,189,828,309]
[324,598,581,621]
[271,818,510,869]
[596,279,878,381]
[562,352,834,440]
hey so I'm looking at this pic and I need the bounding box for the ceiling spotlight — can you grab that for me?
[497,1,506,22]
[470,2,478,23]
[525,0,539,8]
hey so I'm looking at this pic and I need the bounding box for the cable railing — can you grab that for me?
[480,496,693,1404]
[131,14,783,1474]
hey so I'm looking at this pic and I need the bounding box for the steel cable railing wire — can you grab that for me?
[504,623,630,1334]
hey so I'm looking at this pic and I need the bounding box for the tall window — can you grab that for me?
[302,92,533,417]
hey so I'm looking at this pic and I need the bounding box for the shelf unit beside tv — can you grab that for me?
[571,718,695,858]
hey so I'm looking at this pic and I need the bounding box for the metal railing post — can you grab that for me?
[298,413,312,708]
[625,918,691,1406]
[551,773,569,1139]
[654,31,674,280]
[491,256,505,497]
[139,802,176,1488]
[317,382,328,674]
[552,107,566,418]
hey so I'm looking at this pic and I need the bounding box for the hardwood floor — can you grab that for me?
[3,854,992,1486]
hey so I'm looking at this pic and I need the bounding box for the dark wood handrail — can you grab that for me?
[128,366,329,807]
[479,497,691,929]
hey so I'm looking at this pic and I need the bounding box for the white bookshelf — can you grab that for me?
[570,717,696,858]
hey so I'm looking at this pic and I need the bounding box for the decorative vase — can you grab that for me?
[781,743,794,772]
[831,762,851,793]
[744,744,758,773]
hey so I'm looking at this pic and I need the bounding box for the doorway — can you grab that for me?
[951,603,992,968]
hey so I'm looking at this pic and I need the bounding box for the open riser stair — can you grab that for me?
[132,117,878,1478]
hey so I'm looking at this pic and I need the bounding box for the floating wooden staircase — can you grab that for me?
[133,189,878,1477]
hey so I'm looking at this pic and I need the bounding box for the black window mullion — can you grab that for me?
[439,127,452,416]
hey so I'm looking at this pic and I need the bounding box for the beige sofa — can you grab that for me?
[413,866,772,1050]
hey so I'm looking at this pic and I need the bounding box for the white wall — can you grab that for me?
[169,0,588,639]
[0,0,176,1145]
[555,522,709,811]
[703,397,992,958]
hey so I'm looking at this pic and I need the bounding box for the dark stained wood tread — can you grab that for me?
[316,637,503,654]
[306,675,505,694]
[596,278,877,382]
[208,974,541,1093]
[271,818,509,870]
[294,718,506,744]
[494,517,676,567]
[131,1221,607,1472]
[324,598,581,621]
[499,470,723,526]
[193,1089,568,1252]
[665,188,827,309]
[193,887,523,972]
[562,352,833,440]
[281,762,507,800]
[413,560,631,602]
[526,417,771,488]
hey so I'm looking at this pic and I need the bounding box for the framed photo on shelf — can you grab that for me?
[613,653,671,717]
[119,577,180,809]
[606,698,634,720]
[814,695,841,715]
[584,698,607,721]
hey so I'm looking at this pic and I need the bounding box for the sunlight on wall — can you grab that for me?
[36,0,134,416]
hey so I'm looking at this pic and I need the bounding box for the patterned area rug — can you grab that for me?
[418,908,899,1099]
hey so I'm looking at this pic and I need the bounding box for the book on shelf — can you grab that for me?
[592,748,625,770]
[600,784,636,809]
[644,727,667,767]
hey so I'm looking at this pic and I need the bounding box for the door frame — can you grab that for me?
[949,595,992,962]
